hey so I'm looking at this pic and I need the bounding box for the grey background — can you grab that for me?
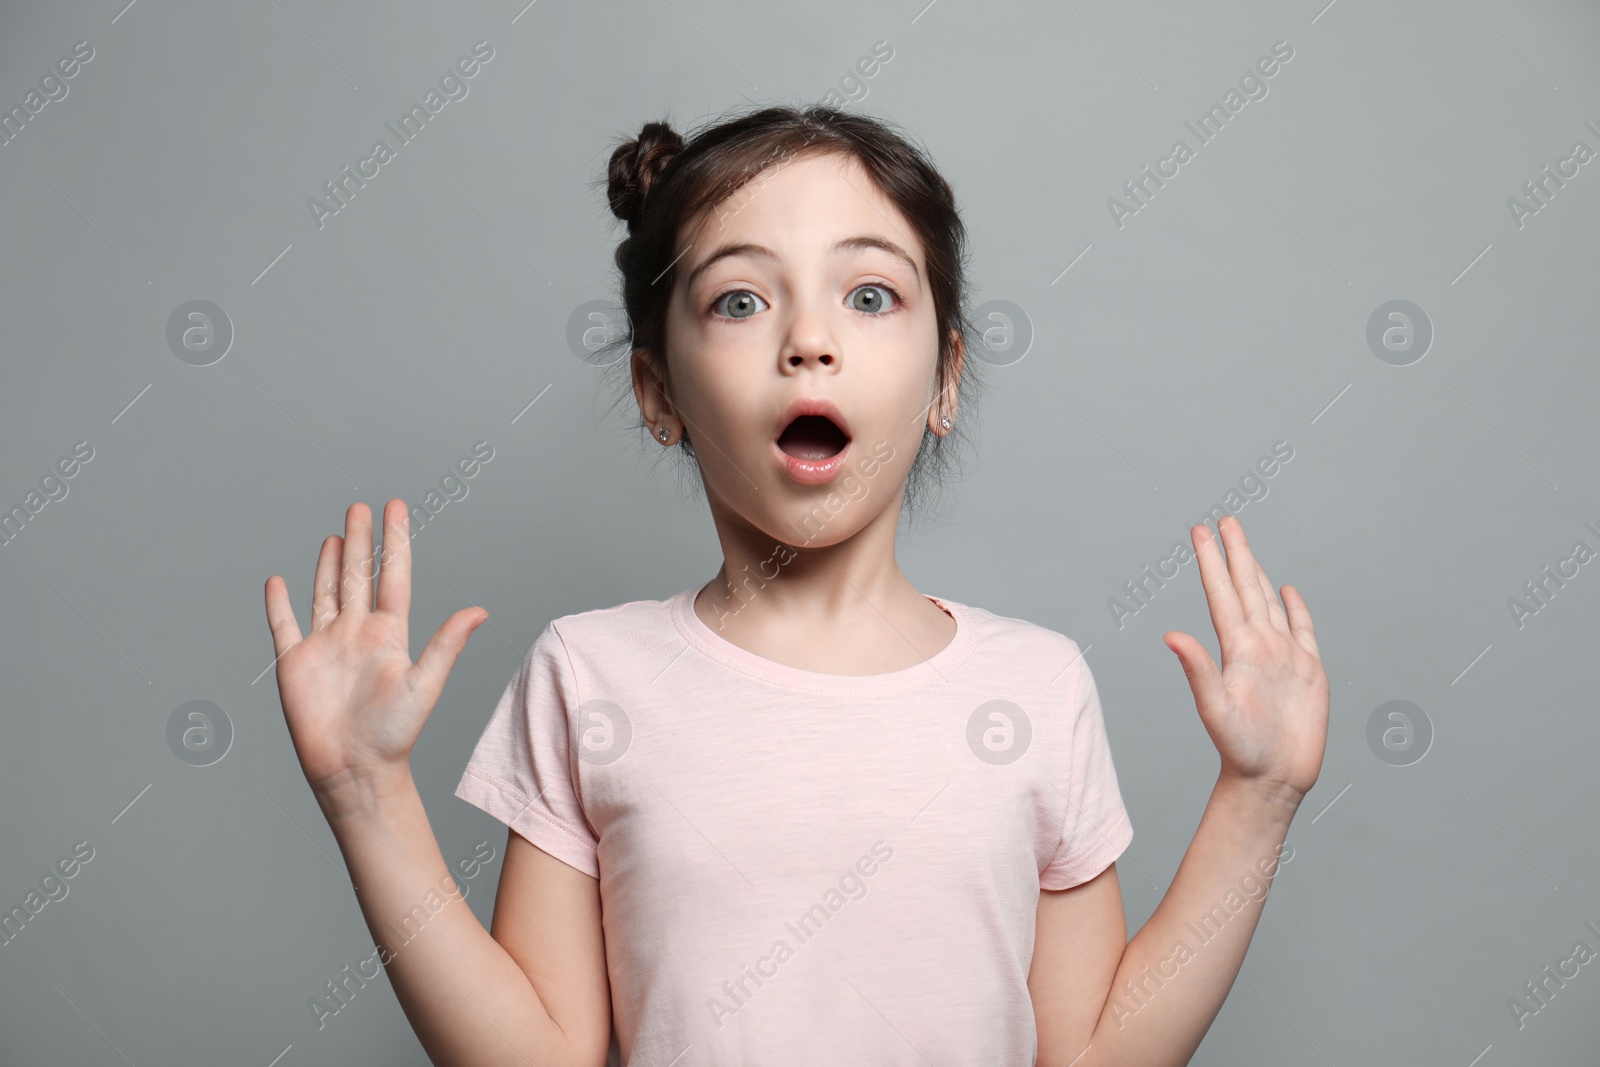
[2,0,1597,1063]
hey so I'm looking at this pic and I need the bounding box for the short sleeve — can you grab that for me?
[1040,650,1134,890]
[454,622,600,878]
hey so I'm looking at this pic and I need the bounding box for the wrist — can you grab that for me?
[312,764,419,823]
[1216,771,1305,817]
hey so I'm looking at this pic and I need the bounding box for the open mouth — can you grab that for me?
[776,415,851,461]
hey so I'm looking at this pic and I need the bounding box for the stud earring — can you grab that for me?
[657,425,671,442]
[940,415,952,430]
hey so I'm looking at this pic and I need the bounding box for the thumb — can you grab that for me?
[1162,630,1226,717]
[411,607,488,706]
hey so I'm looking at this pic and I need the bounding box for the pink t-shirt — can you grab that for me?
[455,586,1133,1066]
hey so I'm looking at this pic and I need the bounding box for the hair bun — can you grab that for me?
[607,121,684,227]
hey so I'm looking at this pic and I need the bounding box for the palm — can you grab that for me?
[263,500,487,794]
[1163,516,1329,800]
[276,611,418,786]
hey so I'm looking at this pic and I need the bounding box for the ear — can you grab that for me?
[631,347,671,426]
[927,329,964,435]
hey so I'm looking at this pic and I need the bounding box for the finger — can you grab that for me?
[1280,584,1319,654]
[311,535,341,633]
[264,575,304,658]
[1192,522,1244,640]
[340,502,374,616]
[409,606,488,707]
[1218,515,1270,624]
[1254,556,1290,635]
[375,499,412,620]
[1163,629,1227,716]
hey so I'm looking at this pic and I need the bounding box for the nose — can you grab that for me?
[779,302,838,371]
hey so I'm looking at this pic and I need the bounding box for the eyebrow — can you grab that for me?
[682,235,921,292]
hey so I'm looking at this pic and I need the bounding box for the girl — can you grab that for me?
[263,105,1328,1067]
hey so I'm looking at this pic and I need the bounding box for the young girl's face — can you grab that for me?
[658,149,955,546]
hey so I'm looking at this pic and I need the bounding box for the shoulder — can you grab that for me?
[534,589,686,671]
[950,597,1087,660]
[506,593,685,705]
[944,597,1092,686]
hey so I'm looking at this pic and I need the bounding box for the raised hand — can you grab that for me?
[1161,515,1328,802]
[263,499,488,806]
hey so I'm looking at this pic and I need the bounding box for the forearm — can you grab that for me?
[1082,775,1300,1067]
[317,770,571,1067]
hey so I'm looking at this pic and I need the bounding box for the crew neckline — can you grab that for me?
[670,583,975,692]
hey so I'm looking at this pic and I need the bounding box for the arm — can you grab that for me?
[1031,779,1298,1067]
[318,771,610,1067]
[266,500,611,1067]
[1033,516,1328,1067]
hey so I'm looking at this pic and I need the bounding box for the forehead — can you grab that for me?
[679,149,925,274]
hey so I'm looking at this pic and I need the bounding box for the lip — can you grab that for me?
[775,397,853,443]
[773,397,853,486]
[774,437,852,485]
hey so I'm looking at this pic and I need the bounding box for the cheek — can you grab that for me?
[861,316,941,399]
[877,298,940,367]
[671,347,770,448]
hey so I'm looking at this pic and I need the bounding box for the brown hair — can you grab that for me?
[593,103,988,523]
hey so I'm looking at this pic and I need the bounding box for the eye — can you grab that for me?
[848,283,899,315]
[710,290,769,320]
